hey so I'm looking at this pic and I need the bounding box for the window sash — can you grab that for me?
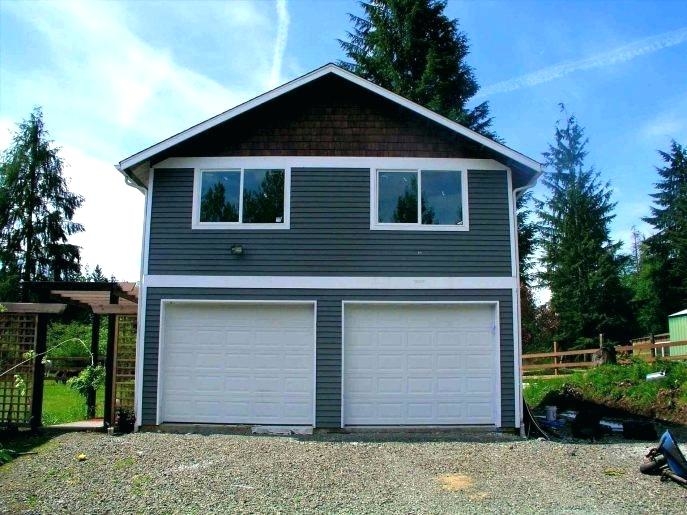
[196,168,286,228]
[375,169,464,228]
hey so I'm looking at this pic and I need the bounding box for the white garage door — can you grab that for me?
[160,302,314,425]
[343,303,498,426]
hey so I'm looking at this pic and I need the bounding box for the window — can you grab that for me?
[194,168,288,229]
[373,169,467,230]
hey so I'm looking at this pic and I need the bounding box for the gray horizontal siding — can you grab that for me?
[147,168,512,276]
[143,288,515,429]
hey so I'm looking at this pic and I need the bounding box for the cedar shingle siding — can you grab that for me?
[153,75,488,162]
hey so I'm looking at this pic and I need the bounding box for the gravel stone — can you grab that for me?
[1,431,686,514]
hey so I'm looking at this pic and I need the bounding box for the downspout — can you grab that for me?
[512,168,543,436]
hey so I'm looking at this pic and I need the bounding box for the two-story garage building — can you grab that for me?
[117,64,541,432]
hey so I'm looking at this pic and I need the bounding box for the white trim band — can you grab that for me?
[144,275,517,290]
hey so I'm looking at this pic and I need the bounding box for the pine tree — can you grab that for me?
[641,140,687,325]
[0,108,84,300]
[517,191,538,350]
[338,0,494,136]
[536,109,632,348]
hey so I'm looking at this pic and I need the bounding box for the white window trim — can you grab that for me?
[370,168,470,231]
[192,167,291,230]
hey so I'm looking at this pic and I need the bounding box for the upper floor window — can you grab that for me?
[193,168,289,229]
[372,169,468,231]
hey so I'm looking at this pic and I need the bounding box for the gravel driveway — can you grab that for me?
[1,430,686,514]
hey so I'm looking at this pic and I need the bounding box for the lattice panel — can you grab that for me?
[113,315,136,413]
[0,313,36,427]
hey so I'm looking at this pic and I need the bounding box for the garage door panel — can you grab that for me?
[408,354,433,370]
[378,332,404,348]
[224,376,251,392]
[161,303,314,425]
[344,303,497,426]
[379,355,404,370]
[408,377,433,394]
[437,377,463,393]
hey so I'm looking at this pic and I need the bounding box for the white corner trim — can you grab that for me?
[119,64,542,176]
[144,275,517,290]
[512,288,522,429]
[134,170,153,430]
[191,167,291,230]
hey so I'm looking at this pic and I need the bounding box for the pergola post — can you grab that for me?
[103,287,119,427]
[87,314,101,419]
[30,313,49,432]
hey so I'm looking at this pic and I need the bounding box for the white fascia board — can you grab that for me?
[119,64,542,176]
[144,275,517,290]
[155,156,507,171]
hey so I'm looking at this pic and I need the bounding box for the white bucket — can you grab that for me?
[545,405,558,422]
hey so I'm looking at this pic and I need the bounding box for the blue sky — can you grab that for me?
[1,0,686,284]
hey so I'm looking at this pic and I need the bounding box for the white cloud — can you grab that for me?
[60,145,144,281]
[640,98,687,143]
[477,26,687,98]
[269,0,291,89]
[2,0,250,148]
[1,0,289,281]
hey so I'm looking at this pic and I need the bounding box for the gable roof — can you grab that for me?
[117,63,542,188]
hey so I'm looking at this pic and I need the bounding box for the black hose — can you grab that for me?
[523,399,552,440]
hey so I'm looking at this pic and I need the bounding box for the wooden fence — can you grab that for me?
[522,339,687,376]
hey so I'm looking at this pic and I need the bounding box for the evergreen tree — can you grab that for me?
[641,140,687,326]
[339,0,494,136]
[0,108,84,300]
[517,191,538,350]
[536,109,632,349]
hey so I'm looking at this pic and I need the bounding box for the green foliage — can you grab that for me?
[536,108,634,349]
[580,359,687,409]
[0,446,11,465]
[522,376,569,406]
[0,108,84,299]
[67,365,105,399]
[524,360,687,419]
[517,191,538,350]
[47,321,106,357]
[638,140,687,328]
[338,0,495,137]
[42,379,104,425]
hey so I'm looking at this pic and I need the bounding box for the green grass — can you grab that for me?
[522,376,569,406]
[522,359,687,423]
[41,379,104,426]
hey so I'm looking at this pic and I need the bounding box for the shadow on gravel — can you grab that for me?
[0,429,65,464]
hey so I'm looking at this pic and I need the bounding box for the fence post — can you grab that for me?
[650,333,655,359]
[553,341,559,376]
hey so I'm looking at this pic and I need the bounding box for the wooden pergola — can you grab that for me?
[21,281,138,430]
